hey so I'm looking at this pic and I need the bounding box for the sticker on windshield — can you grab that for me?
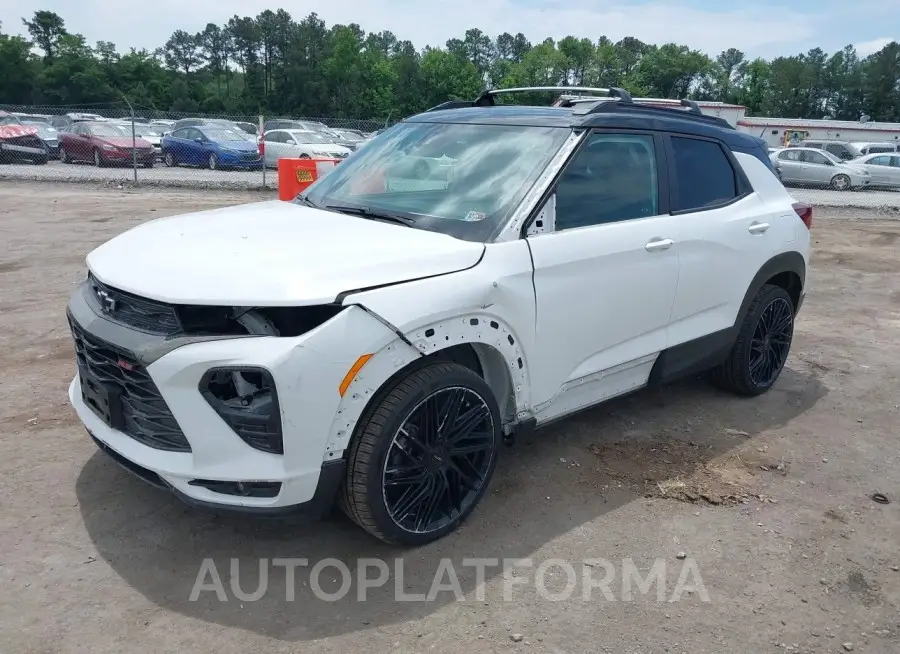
[463,211,486,222]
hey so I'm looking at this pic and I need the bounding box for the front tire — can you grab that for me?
[711,284,795,396]
[208,153,219,170]
[92,149,105,168]
[340,362,501,545]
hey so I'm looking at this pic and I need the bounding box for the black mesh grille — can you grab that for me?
[88,275,181,335]
[69,316,191,452]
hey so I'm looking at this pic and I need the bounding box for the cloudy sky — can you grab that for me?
[1,0,897,59]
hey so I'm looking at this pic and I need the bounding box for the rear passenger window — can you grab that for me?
[670,137,738,212]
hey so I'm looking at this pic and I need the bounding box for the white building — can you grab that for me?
[635,100,747,127]
[736,116,900,148]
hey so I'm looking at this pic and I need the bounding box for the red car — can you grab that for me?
[59,121,155,168]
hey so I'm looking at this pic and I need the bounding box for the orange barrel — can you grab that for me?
[277,158,341,201]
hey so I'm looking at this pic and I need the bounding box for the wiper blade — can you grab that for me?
[293,194,318,207]
[324,204,415,226]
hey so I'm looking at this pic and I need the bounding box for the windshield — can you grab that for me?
[291,131,330,144]
[300,121,571,242]
[88,123,130,137]
[202,127,248,142]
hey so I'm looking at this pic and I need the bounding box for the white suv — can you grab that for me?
[67,87,812,545]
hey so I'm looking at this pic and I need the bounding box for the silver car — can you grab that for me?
[261,129,351,168]
[852,152,900,188]
[770,147,870,191]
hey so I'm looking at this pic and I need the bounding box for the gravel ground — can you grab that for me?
[2,160,900,209]
[1,183,899,654]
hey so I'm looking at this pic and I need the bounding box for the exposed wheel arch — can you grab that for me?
[325,314,529,461]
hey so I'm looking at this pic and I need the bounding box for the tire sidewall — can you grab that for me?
[361,364,502,545]
[739,285,795,393]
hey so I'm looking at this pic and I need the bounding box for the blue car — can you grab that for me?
[161,124,262,170]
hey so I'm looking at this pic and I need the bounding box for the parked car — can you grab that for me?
[263,119,330,133]
[851,152,900,188]
[113,121,165,160]
[261,129,352,167]
[770,147,870,190]
[161,125,263,170]
[854,141,900,156]
[19,118,61,158]
[65,85,810,546]
[59,121,155,167]
[0,114,49,164]
[234,121,259,136]
[798,139,862,161]
[330,129,369,148]
[149,121,175,136]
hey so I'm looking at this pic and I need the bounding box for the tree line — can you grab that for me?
[1,9,899,122]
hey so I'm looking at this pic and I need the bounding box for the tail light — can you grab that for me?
[792,202,812,229]
[257,136,265,156]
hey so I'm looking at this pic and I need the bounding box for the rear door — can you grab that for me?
[665,134,794,348]
[775,149,804,182]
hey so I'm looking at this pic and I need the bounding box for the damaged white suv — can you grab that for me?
[68,87,811,545]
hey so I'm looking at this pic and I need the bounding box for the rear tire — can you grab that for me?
[340,362,501,545]
[59,148,70,164]
[711,284,795,396]
[163,151,176,167]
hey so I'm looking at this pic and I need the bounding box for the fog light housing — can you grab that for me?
[200,367,283,454]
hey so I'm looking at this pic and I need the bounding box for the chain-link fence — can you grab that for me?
[2,103,900,210]
[0,104,389,190]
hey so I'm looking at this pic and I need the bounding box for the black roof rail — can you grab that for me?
[576,100,734,129]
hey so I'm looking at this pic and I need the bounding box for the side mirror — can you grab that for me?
[194,137,204,143]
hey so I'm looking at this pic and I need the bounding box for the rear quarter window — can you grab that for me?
[670,136,738,212]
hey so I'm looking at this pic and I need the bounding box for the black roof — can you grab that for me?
[405,103,768,151]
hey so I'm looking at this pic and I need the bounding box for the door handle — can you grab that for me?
[748,221,770,234]
[645,238,674,252]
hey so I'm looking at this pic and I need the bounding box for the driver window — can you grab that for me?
[552,133,659,231]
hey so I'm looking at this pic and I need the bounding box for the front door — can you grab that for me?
[527,131,680,421]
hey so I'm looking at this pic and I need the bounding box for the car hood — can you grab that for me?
[216,140,257,151]
[86,200,485,306]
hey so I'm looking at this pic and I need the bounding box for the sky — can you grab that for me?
[0,0,897,60]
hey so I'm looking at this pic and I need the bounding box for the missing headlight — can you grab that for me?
[200,367,283,454]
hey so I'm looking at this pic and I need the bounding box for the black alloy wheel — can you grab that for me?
[382,385,495,534]
[341,362,501,545]
[711,283,795,396]
[748,297,793,388]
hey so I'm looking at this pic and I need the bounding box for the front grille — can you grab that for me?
[89,275,181,335]
[69,316,191,452]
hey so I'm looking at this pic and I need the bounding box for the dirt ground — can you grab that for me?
[1,182,899,654]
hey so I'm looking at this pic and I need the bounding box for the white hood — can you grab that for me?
[86,200,484,306]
